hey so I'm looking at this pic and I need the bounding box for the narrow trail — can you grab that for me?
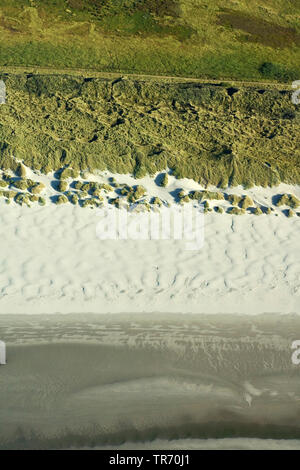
[0,65,291,89]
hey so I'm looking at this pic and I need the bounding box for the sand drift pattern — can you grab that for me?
[0,203,299,314]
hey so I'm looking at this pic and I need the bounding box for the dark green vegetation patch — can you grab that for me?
[67,0,193,40]
[217,9,300,49]
[0,74,299,187]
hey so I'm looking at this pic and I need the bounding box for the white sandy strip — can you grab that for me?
[0,198,299,315]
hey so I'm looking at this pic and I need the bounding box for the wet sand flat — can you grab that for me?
[0,313,299,449]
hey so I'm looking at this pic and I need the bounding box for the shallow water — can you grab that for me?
[0,313,300,449]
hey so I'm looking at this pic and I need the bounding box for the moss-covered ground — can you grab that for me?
[0,1,299,81]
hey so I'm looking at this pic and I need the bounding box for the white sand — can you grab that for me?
[0,166,299,314]
[0,181,299,315]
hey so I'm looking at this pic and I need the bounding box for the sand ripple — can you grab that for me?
[0,204,299,314]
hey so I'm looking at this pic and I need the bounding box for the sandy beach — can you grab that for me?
[0,174,299,450]
[0,179,299,315]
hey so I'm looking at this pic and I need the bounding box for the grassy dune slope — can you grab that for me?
[0,74,299,186]
[0,0,299,81]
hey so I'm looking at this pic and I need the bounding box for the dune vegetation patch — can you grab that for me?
[58,181,68,192]
[0,74,299,187]
[254,207,263,215]
[15,192,30,206]
[151,196,163,206]
[227,207,245,215]
[240,195,254,210]
[55,194,68,204]
[157,172,169,188]
[286,208,295,217]
[227,194,243,206]
[189,191,224,202]
[0,166,298,218]
[30,182,45,194]
[276,193,300,209]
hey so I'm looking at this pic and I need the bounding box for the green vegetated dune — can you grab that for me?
[0,0,299,81]
[0,73,299,186]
